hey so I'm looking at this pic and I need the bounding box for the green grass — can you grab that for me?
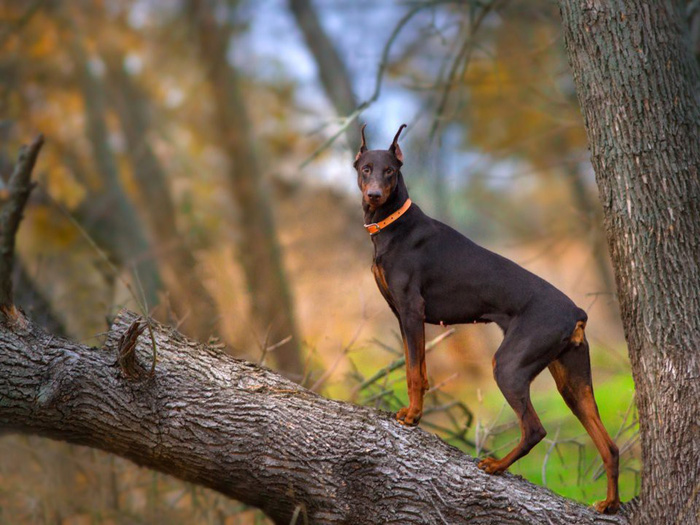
[473,370,639,505]
[349,339,641,508]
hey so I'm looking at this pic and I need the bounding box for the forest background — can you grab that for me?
[2,0,675,523]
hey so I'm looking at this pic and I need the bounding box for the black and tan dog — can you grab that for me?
[355,124,619,514]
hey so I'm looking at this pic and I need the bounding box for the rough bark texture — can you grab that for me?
[558,3,700,524]
[189,0,303,376]
[0,309,629,525]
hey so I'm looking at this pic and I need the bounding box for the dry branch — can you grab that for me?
[0,309,630,524]
[0,134,43,313]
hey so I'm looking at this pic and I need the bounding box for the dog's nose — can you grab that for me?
[367,189,382,201]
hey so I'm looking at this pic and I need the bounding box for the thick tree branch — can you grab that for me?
[0,134,43,313]
[0,309,629,524]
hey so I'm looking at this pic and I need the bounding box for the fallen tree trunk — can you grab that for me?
[0,309,628,524]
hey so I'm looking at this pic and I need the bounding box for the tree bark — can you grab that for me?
[0,309,630,525]
[189,0,303,376]
[558,3,700,524]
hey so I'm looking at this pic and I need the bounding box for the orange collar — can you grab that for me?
[364,199,412,236]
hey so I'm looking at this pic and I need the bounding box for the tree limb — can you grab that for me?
[0,134,43,314]
[0,309,629,524]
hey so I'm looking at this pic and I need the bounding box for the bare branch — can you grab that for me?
[300,0,462,167]
[428,0,505,142]
[0,134,44,314]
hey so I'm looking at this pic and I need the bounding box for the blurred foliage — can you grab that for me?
[0,0,638,523]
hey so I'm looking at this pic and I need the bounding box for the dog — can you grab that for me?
[355,124,619,514]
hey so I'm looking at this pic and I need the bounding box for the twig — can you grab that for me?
[475,402,506,456]
[362,388,395,404]
[422,399,474,428]
[300,345,317,388]
[299,0,461,167]
[116,320,148,379]
[310,321,365,392]
[541,426,561,487]
[428,0,504,142]
[257,326,273,367]
[426,372,459,394]
[0,134,44,314]
[38,183,160,373]
[258,329,293,368]
[351,328,455,398]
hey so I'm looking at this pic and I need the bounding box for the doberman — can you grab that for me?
[355,124,620,514]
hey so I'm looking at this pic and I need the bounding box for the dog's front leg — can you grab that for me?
[396,307,427,426]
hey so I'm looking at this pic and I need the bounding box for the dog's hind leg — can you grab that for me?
[548,337,620,514]
[478,324,553,474]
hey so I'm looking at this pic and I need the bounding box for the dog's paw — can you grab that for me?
[396,407,422,426]
[477,457,507,475]
[594,498,620,514]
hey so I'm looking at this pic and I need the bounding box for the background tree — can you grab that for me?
[287,0,362,150]
[67,17,163,309]
[188,0,303,376]
[558,2,700,523]
[103,47,220,341]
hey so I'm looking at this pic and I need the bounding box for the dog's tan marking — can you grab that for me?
[571,320,586,345]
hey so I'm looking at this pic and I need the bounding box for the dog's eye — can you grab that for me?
[385,168,394,176]
[362,166,371,176]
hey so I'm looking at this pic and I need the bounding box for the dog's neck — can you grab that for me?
[362,173,410,225]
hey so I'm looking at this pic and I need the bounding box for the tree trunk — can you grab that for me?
[689,1,700,62]
[0,309,630,525]
[558,3,700,524]
[189,0,303,376]
[564,163,618,316]
[103,52,220,342]
[287,0,362,150]
[69,32,162,308]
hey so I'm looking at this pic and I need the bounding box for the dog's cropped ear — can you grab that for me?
[389,124,407,164]
[354,123,368,168]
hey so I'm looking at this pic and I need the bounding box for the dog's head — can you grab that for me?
[354,124,406,210]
